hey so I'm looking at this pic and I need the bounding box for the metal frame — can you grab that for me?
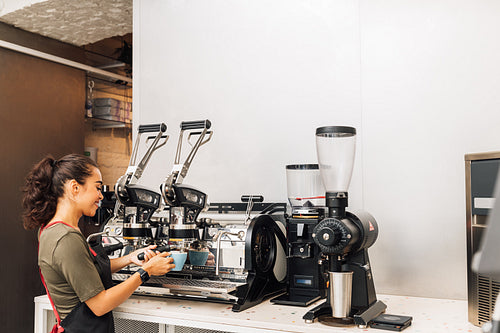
[34,296,282,333]
[0,39,132,84]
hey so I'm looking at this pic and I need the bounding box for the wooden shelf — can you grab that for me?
[85,116,132,130]
[86,74,132,129]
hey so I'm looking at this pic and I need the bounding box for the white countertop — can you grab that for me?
[35,293,482,332]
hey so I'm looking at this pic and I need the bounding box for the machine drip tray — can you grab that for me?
[148,276,241,293]
[318,315,355,327]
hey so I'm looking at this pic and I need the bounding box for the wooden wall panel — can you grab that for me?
[0,44,85,331]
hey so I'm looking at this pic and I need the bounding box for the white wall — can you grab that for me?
[133,0,364,206]
[360,0,500,300]
[134,0,500,300]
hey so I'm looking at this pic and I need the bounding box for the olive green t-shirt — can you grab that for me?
[38,223,105,319]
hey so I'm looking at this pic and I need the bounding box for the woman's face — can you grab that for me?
[77,166,104,217]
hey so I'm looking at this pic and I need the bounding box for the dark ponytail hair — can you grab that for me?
[22,154,99,230]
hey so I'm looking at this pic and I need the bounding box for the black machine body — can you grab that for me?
[232,213,288,311]
[303,192,387,328]
[122,184,162,242]
[271,163,329,306]
[168,184,207,241]
[271,208,328,307]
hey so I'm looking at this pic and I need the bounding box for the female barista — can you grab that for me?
[22,154,175,333]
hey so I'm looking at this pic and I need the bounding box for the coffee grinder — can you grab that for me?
[303,126,386,328]
[271,164,328,307]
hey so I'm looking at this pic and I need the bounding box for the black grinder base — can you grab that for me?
[318,315,355,327]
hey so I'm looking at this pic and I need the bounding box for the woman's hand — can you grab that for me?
[110,245,163,273]
[128,245,159,266]
[142,252,175,276]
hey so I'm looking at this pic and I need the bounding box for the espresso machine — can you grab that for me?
[305,126,386,327]
[151,119,288,311]
[104,120,288,311]
[110,195,288,312]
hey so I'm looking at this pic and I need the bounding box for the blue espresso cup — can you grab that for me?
[189,249,209,266]
[169,251,187,271]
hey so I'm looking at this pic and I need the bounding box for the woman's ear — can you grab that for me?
[68,179,80,195]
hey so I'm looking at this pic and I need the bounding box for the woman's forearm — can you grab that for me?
[85,270,143,316]
[109,254,132,273]
[86,253,173,316]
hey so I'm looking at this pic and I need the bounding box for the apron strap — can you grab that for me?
[39,268,64,332]
[38,221,82,333]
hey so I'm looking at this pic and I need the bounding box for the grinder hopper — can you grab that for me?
[286,164,325,211]
[315,126,356,194]
[315,126,356,218]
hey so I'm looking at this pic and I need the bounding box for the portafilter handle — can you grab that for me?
[137,245,170,261]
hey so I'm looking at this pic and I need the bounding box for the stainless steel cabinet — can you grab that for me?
[465,152,500,326]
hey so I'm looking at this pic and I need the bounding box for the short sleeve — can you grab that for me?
[52,231,105,303]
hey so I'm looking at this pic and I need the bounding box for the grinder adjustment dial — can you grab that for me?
[312,218,352,255]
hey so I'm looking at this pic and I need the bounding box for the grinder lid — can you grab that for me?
[286,164,319,170]
[316,126,356,136]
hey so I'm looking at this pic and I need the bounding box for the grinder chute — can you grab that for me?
[301,126,386,327]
